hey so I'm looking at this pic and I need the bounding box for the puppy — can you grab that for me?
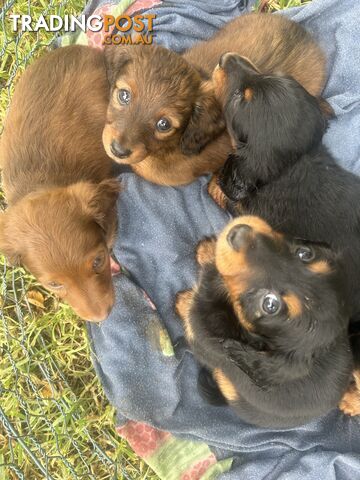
[102,13,326,185]
[176,216,352,428]
[0,45,119,322]
[212,53,360,326]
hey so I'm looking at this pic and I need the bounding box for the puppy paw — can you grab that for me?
[223,338,246,351]
[222,339,268,388]
[222,339,248,364]
[219,173,253,202]
[218,154,255,202]
[175,289,196,343]
[208,174,227,209]
[339,389,360,416]
[196,238,216,266]
[175,289,194,321]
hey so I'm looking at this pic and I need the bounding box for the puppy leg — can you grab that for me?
[175,290,194,320]
[208,174,227,209]
[339,371,360,416]
[196,238,216,266]
[198,367,228,406]
[213,368,239,402]
[175,289,195,343]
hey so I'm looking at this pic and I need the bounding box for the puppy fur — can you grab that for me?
[0,45,119,322]
[102,13,326,186]
[176,216,352,428]
[214,54,360,326]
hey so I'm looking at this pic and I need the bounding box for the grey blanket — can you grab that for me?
[87,0,360,478]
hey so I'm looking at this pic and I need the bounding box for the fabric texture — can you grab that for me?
[83,0,360,478]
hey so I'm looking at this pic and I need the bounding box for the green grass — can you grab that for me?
[0,271,156,479]
[255,0,311,11]
[0,0,82,126]
[0,0,311,479]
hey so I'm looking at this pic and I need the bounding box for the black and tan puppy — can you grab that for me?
[176,216,352,428]
[102,13,326,185]
[212,54,360,326]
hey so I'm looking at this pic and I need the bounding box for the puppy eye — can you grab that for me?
[261,293,282,316]
[295,246,315,263]
[47,281,63,290]
[93,254,105,272]
[118,89,131,105]
[156,117,171,132]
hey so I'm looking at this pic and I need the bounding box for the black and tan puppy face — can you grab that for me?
[212,53,326,155]
[215,216,343,338]
[103,45,224,164]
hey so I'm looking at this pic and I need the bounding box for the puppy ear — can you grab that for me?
[75,179,121,232]
[181,81,225,156]
[89,178,121,231]
[104,45,131,85]
[0,211,22,265]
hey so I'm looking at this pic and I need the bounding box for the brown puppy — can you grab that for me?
[103,13,326,186]
[0,45,119,322]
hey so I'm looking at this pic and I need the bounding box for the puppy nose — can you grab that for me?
[88,308,112,323]
[110,140,132,159]
[227,224,252,251]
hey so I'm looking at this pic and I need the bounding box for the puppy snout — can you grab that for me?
[86,303,114,323]
[75,290,115,323]
[110,140,132,159]
[227,224,252,251]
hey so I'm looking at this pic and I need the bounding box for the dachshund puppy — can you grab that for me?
[176,216,352,428]
[102,13,326,185]
[0,45,119,322]
[212,53,360,326]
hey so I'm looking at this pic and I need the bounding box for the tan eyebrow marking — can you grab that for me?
[308,260,331,274]
[283,292,303,318]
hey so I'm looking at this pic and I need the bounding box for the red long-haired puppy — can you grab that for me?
[0,45,119,322]
[102,13,327,185]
